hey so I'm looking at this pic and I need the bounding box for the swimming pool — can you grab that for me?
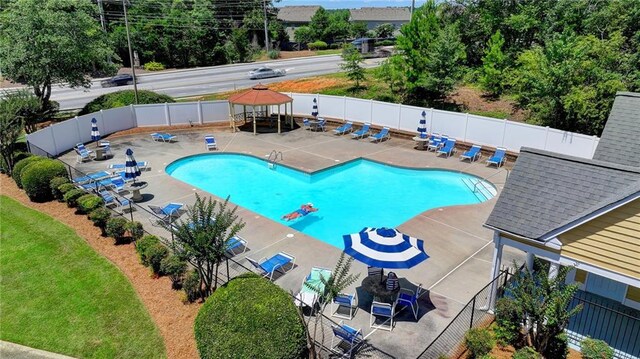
[166,154,495,248]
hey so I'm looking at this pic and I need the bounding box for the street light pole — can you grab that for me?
[263,0,269,52]
[122,0,139,104]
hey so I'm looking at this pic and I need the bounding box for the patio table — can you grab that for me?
[412,136,430,150]
[362,275,400,304]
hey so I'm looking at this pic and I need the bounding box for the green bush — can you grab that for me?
[329,42,343,49]
[12,156,45,188]
[136,235,161,266]
[106,217,128,243]
[143,61,165,71]
[63,189,86,207]
[79,90,175,115]
[512,347,541,359]
[308,41,328,50]
[494,298,522,346]
[58,183,76,196]
[375,39,395,46]
[161,255,187,288]
[147,243,169,275]
[50,176,70,201]
[465,328,495,358]
[5,151,33,173]
[544,332,568,359]
[21,159,67,202]
[194,273,306,359]
[267,49,280,59]
[183,270,200,303]
[89,208,111,234]
[124,221,144,241]
[580,338,613,359]
[77,194,104,214]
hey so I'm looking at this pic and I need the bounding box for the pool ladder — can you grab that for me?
[268,150,283,169]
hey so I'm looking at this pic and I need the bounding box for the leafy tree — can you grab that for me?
[294,26,315,45]
[350,22,369,38]
[224,28,253,64]
[324,10,351,43]
[0,98,25,175]
[480,30,507,97]
[507,258,582,355]
[422,24,466,100]
[375,23,395,39]
[340,44,366,89]
[166,194,245,300]
[309,7,330,42]
[0,0,117,111]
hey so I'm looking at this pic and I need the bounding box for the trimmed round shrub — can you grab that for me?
[106,217,128,243]
[307,40,328,50]
[58,183,77,196]
[580,338,613,359]
[77,194,104,214]
[143,61,165,71]
[512,347,542,359]
[63,189,86,207]
[89,207,111,234]
[161,255,187,288]
[50,176,70,201]
[465,328,494,358]
[12,156,45,188]
[136,235,161,266]
[79,90,174,115]
[147,243,169,275]
[21,159,67,202]
[124,221,144,241]
[182,270,200,303]
[494,298,522,346]
[267,49,280,59]
[194,273,306,359]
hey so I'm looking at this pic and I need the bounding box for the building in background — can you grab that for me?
[276,6,320,42]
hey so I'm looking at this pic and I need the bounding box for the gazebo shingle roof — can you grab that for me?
[228,84,293,106]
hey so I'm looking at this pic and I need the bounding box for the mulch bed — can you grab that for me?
[0,175,201,359]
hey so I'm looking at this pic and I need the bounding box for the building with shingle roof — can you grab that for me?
[276,6,320,41]
[483,92,640,354]
[349,7,411,31]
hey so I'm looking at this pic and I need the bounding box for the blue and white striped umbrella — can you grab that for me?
[417,110,427,138]
[342,227,429,269]
[91,118,101,142]
[124,148,141,182]
[311,98,318,117]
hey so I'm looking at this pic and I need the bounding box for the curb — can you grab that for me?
[0,341,76,359]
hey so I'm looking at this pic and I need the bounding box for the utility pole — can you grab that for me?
[411,0,415,17]
[263,0,269,52]
[97,0,107,32]
[122,0,139,104]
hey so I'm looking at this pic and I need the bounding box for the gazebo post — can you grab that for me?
[277,104,281,134]
[229,103,236,132]
[252,105,257,135]
[243,105,247,124]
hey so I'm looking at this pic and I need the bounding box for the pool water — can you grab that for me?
[166,154,494,248]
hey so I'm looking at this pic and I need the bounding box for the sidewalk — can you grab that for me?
[0,341,76,359]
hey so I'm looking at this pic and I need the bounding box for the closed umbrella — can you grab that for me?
[124,148,141,183]
[342,227,429,269]
[91,118,101,146]
[417,110,427,138]
[312,98,318,117]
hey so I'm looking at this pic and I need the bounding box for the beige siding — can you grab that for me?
[559,199,640,279]
[627,286,640,302]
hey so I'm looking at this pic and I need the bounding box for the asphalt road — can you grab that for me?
[10,55,383,110]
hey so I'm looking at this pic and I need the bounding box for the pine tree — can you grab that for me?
[480,30,507,97]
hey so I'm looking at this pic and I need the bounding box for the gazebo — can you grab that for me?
[228,84,294,135]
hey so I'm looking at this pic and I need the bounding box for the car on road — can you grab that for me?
[248,67,286,80]
[101,74,134,87]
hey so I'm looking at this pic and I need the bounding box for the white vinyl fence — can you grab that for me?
[27,95,600,159]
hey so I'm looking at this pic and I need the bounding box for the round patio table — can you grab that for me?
[412,136,430,150]
[125,181,148,202]
[362,275,400,304]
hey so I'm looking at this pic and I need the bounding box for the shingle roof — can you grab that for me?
[484,148,640,240]
[276,6,320,23]
[593,92,640,167]
[228,84,293,106]
[349,7,411,22]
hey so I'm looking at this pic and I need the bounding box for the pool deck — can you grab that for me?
[62,126,526,358]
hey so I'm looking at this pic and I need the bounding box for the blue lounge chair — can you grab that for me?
[108,176,127,193]
[395,284,423,320]
[74,143,94,163]
[460,145,482,162]
[72,171,111,184]
[333,122,353,135]
[369,127,390,142]
[332,292,358,320]
[427,135,445,151]
[99,190,116,208]
[370,301,395,331]
[150,132,177,142]
[487,147,507,168]
[109,161,149,172]
[204,135,217,150]
[225,235,248,256]
[148,202,184,226]
[351,123,371,139]
[436,139,457,158]
[246,252,296,281]
[78,177,114,191]
[331,321,363,358]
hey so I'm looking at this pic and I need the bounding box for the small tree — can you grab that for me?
[166,194,245,299]
[0,99,24,175]
[340,44,366,89]
[375,23,395,39]
[480,30,507,97]
[294,26,314,46]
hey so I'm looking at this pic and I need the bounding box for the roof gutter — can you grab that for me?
[483,224,562,250]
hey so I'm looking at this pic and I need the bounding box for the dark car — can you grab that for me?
[101,74,134,88]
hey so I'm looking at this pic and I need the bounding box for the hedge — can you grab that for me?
[464,328,494,358]
[58,183,77,196]
[77,194,104,214]
[581,338,613,359]
[79,90,175,115]
[136,235,161,266]
[143,61,165,71]
[307,41,328,50]
[89,208,111,234]
[195,273,306,359]
[50,176,71,201]
[12,156,45,188]
[21,159,68,202]
[106,217,128,243]
[64,189,86,207]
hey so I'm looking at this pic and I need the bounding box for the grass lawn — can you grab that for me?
[0,195,166,358]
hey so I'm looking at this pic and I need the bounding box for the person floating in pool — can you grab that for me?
[282,203,318,221]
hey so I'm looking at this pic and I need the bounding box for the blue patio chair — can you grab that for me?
[78,177,114,191]
[150,132,177,142]
[487,147,507,168]
[108,176,127,193]
[351,123,371,139]
[246,252,296,281]
[99,190,117,208]
[395,284,423,320]
[369,127,390,142]
[225,235,248,256]
[114,195,132,214]
[72,171,111,184]
[75,143,94,163]
[204,135,217,150]
[109,161,149,172]
[333,122,353,135]
[370,301,395,331]
[314,118,327,132]
[436,139,457,158]
[331,292,358,320]
[148,202,184,226]
[331,321,363,358]
[460,145,482,162]
[302,118,312,130]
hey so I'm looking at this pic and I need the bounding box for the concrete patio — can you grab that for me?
[61,125,526,358]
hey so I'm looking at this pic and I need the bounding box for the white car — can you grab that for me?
[248,67,286,80]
